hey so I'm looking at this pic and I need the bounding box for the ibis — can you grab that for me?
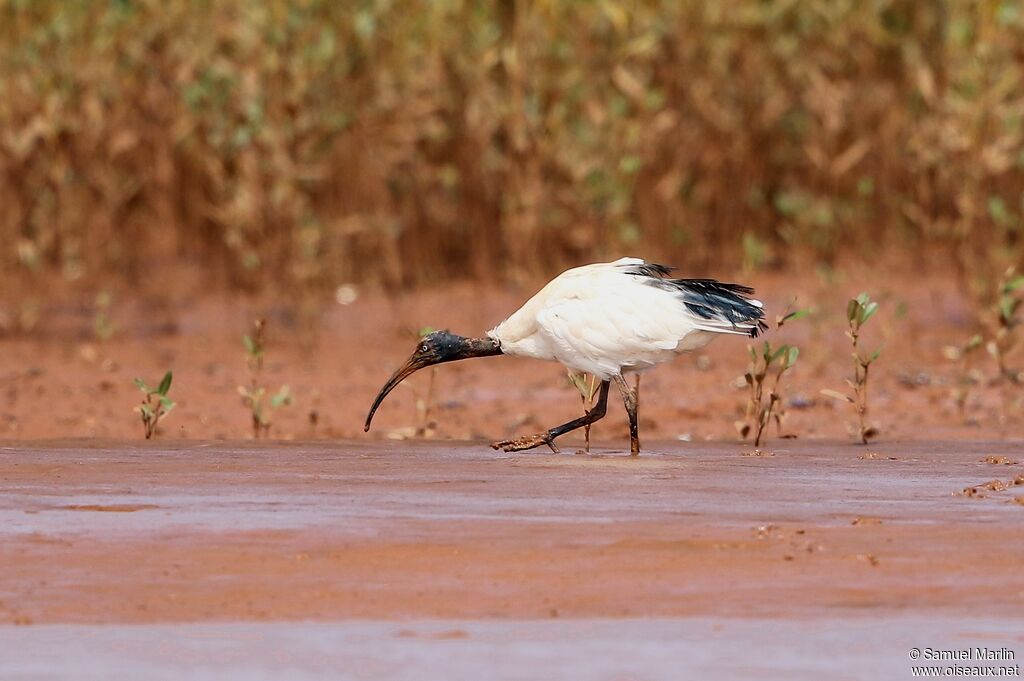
[364,257,766,455]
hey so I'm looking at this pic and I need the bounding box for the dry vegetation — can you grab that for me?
[1,0,1023,310]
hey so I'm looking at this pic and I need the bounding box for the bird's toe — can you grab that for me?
[491,438,526,452]
[490,434,555,453]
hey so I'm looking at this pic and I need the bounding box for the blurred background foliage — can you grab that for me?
[2,0,1023,300]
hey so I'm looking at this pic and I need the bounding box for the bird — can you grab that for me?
[364,257,767,455]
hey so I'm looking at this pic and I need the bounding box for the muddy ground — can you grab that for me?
[1,272,1023,678]
[4,439,1024,623]
[1,440,1022,679]
[1,271,1022,444]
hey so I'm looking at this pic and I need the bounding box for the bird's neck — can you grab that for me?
[463,336,503,358]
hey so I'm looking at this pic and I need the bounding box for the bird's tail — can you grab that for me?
[620,260,767,337]
[671,279,768,338]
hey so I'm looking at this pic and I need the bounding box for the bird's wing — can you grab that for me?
[535,278,692,378]
[611,258,767,338]
[489,257,765,373]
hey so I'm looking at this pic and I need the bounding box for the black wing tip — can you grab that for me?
[625,263,768,333]
[749,319,770,338]
[671,278,766,332]
[623,261,675,278]
[675,278,756,296]
[646,262,675,277]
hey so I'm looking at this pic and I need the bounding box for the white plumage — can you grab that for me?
[488,257,764,380]
[365,256,765,455]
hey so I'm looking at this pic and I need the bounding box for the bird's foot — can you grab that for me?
[490,433,560,453]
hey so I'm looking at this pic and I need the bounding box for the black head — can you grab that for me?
[408,330,469,367]
[364,330,501,432]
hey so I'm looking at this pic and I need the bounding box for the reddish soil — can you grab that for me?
[1,439,1022,626]
[1,271,1022,642]
[1,271,1022,445]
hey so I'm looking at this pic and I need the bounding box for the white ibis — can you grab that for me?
[364,257,766,455]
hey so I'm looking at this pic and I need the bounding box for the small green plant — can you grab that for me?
[134,371,175,439]
[822,293,881,444]
[567,370,600,452]
[738,308,805,448]
[944,334,984,418]
[986,268,1024,384]
[238,319,292,438]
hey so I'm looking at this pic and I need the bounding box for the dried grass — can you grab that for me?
[1,1,1023,296]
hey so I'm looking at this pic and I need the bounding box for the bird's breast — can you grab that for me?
[488,331,556,363]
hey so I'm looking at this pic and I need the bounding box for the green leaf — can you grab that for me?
[568,371,590,397]
[769,345,789,364]
[785,346,800,367]
[780,308,811,324]
[134,378,150,393]
[988,196,1015,228]
[869,347,883,362]
[860,301,879,325]
[568,372,599,400]
[999,297,1015,322]
[354,10,375,39]
[159,396,175,409]
[270,386,292,408]
[846,298,859,323]
[619,155,642,174]
[243,334,257,355]
[157,371,172,396]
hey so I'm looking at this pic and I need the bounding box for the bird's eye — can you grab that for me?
[420,343,429,353]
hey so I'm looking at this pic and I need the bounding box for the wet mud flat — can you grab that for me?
[1,439,1022,679]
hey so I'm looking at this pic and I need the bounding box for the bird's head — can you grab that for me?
[410,329,471,366]
[364,330,500,431]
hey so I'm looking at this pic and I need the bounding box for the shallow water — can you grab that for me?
[1,440,1022,678]
[1,439,1020,538]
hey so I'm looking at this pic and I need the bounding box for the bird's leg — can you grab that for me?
[582,374,597,453]
[492,381,611,453]
[615,375,640,456]
[580,392,590,453]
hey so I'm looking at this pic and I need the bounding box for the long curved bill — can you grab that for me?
[364,357,426,431]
